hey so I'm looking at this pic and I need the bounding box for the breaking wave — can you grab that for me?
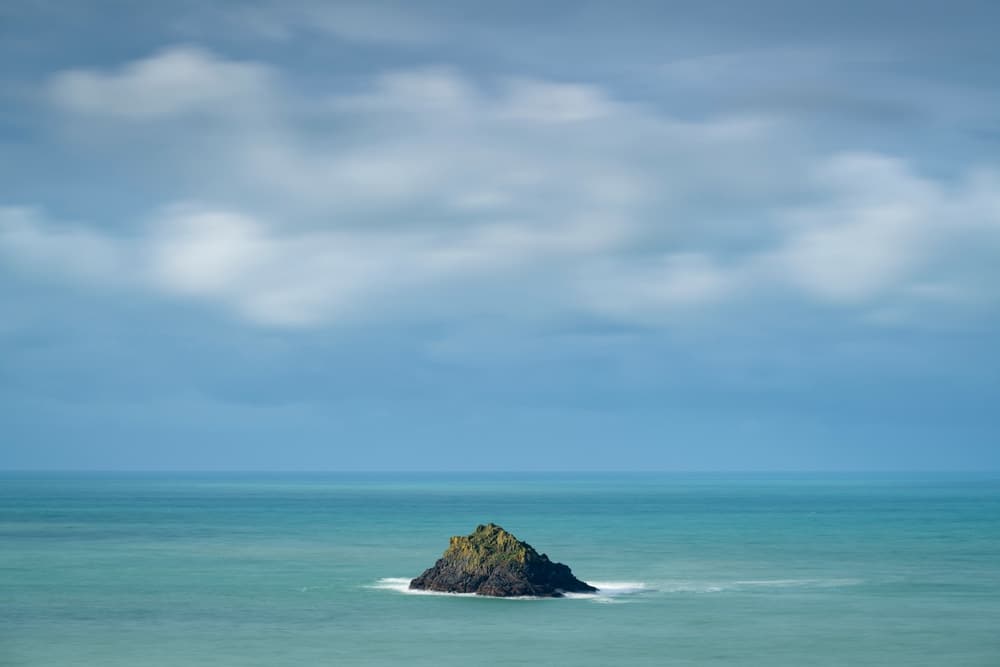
[370,577,476,597]
[370,578,649,602]
[369,577,859,601]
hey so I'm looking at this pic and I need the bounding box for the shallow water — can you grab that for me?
[2,472,999,665]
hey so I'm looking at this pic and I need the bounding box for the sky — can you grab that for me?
[1,0,998,471]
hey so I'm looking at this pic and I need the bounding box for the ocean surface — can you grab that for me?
[2,472,999,666]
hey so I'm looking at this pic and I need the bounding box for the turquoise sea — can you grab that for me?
[2,473,999,666]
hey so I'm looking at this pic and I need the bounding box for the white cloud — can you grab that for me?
[577,253,741,322]
[369,68,475,111]
[11,47,1000,329]
[499,79,615,123]
[226,66,669,213]
[766,154,1000,305]
[48,46,275,119]
[2,202,634,326]
[147,208,273,296]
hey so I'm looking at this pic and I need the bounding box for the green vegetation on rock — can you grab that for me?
[444,523,537,567]
[409,523,597,597]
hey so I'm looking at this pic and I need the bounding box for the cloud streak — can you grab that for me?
[4,46,998,328]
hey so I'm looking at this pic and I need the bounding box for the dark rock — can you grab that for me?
[409,523,597,597]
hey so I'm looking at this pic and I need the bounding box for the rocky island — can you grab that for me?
[409,523,597,597]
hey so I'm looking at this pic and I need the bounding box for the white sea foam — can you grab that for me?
[561,581,649,604]
[656,578,863,593]
[588,581,648,594]
[370,577,476,597]
[371,578,649,602]
[370,577,538,598]
[370,577,414,592]
[372,577,860,600]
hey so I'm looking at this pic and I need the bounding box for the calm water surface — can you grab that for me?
[2,472,999,666]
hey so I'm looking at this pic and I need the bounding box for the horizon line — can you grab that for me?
[2,469,997,475]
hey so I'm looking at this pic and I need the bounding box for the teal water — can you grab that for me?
[2,473,999,666]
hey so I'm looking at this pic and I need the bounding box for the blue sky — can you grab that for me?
[1,1,998,470]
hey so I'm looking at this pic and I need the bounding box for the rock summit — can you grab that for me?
[409,523,597,597]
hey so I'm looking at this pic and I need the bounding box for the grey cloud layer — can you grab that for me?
[3,46,998,327]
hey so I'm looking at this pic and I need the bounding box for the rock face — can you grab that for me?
[409,523,597,597]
